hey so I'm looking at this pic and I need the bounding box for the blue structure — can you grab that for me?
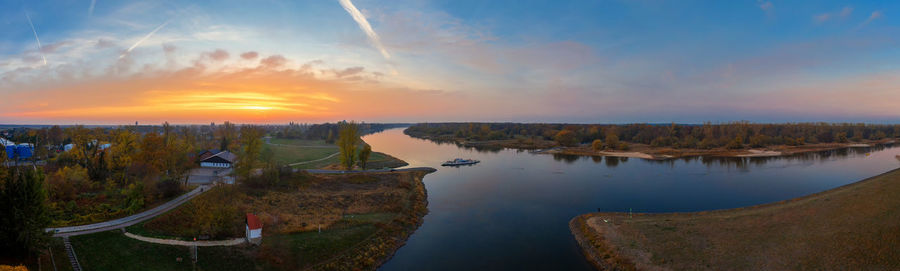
[16,144,33,159]
[4,144,34,160]
[4,145,13,159]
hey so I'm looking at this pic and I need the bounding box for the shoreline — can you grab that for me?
[406,131,895,160]
[569,167,900,270]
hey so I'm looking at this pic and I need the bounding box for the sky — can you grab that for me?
[0,0,898,125]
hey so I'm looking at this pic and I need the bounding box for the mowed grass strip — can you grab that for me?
[572,168,900,270]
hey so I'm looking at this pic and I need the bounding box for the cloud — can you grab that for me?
[338,0,391,59]
[240,51,258,60]
[858,11,883,28]
[815,6,853,23]
[205,49,229,62]
[334,66,364,77]
[41,41,72,54]
[121,20,170,59]
[0,52,464,124]
[89,0,96,16]
[163,44,177,53]
[757,0,773,15]
[96,39,116,48]
[260,55,287,67]
[24,12,47,66]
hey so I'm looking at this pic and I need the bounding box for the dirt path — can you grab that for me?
[288,151,340,166]
[123,232,246,246]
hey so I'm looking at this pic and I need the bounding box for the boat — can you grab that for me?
[442,158,480,167]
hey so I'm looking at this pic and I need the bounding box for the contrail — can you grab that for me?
[89,0,96,16]
[120,20,169,59]
[24,11,47,65]
[338,0,390,59]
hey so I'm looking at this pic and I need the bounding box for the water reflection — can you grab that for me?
[366,129,900,271]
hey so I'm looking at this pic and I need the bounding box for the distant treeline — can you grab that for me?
[271,122,409,142]
[406,122,900,149]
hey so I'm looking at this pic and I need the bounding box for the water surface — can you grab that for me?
[363,129,900,270]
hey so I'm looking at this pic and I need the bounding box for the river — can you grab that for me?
[361,128,900,270]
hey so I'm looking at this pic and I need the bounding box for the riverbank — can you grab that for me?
[69,169,434,270]
[570,167,900,270]
[407,130,895,160]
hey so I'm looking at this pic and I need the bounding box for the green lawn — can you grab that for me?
[70,230,194,271]
[263,138,339,168]
[71,217,387,270]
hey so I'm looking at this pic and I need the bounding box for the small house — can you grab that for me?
[245,213,262,245]
[199,150,236,168]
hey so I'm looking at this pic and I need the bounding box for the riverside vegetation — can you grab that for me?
[406,122,900,159]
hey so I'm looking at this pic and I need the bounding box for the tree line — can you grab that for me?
[406,122,900,149]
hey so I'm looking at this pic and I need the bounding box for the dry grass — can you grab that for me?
[572,168,900,270]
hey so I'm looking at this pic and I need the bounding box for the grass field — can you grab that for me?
[264,138,340,168]
[571,168,900,270]
[73,171,432,270]
[264,138,407,169]
[70,222,382,271]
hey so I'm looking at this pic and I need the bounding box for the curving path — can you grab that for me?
[47,185,210,237]
[124,232,246,246]
[288,151,340,166]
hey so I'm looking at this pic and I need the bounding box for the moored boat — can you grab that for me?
[442,158,480,166]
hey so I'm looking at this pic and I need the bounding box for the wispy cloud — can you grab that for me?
[120,20,169,59]
[89,0,96,16]
[337,0,390,59]
[757,0,773,16]
[24,11,47,66]
[814,6,853,24]
[857,11,883,28]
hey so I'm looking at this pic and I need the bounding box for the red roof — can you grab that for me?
[246,213,262,230]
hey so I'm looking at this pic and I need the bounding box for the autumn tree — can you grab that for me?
[554,130,577,147]
[108,129,138,185]
[591,139,604,151]
[358,144,372,170]
[605,134,619,150]
[236,126,263,181]
[337,122,359,170]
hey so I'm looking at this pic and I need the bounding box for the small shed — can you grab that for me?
[246,213,262,245]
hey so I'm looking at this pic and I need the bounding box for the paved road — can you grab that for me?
[47,185,210,237]
[303,167,437,174]
[124,232,246,246]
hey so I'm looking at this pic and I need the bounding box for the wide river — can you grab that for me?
[363,128,900,270]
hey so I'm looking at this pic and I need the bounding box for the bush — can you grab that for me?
[591,139,604,151]
[554,130,577,147]
[726,136,744,149]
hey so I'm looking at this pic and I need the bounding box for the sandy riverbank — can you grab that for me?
[570,168,900,270]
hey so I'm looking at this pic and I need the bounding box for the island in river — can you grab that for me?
[569,168,900,270]
[405,122,899,160]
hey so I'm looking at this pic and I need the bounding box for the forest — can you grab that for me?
[406,122,900,149]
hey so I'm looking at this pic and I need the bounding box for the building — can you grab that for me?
[245,213,262,245]
[187,150,237,185]
[199,150,236,168]
[197,149,220,161]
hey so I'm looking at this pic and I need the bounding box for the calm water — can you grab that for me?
[363,129,900,271]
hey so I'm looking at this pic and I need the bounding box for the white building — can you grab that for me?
[199,150,236,168]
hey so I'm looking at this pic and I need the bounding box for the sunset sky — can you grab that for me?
[1,0,899,124]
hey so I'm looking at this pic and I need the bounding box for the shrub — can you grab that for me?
[591,139,604,151]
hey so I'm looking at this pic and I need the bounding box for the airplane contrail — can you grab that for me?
[338,0,390,59]
[120,20,169,59]
[24,12,47,66]
[89,0,96,16]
